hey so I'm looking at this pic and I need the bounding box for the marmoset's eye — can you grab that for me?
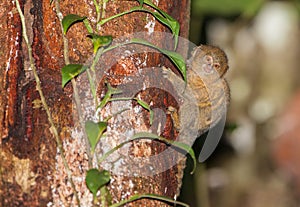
[213,63,220,70]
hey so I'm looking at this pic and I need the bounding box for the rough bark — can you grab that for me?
[0,0,190,206]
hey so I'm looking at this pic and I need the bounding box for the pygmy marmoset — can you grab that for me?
[164,45,230,140]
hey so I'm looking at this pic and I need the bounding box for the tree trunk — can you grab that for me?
[0,0,190,206]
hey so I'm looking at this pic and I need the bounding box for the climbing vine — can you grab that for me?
[16,0,195,206]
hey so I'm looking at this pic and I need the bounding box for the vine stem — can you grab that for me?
[54,0,93,168]
[109,193,190,207]
[15,0,81,206]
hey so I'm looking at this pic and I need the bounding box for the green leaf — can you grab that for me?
[61,64,88,88]
[98,83,123,109]
[159,49,186,81]
[85,120,108,153]
[110,193,190,207]
[137,0,144,6]
[130,38,186,82]
[98,3,179,49]
[103,39,186,81]
[62,14,86,34]
[158,11,180,49]
[143,0,156,7]
[144,0,180,49]
[86,169,110,198]
[134,98,154,125]
[150,11,179,49]
[88,34,112,54]
[98,132,196,174]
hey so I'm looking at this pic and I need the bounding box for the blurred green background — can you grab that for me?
[179,0,300,206]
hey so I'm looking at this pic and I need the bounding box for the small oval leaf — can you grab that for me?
[86,169,110,197]
[61,64,88,88]
[88,34,112,54]
[62,14,86,34]
[85,120,108,153]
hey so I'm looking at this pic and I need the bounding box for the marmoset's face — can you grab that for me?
[190,45,228,78]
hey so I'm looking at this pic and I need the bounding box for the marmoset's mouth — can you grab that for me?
[202,63,214,74]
